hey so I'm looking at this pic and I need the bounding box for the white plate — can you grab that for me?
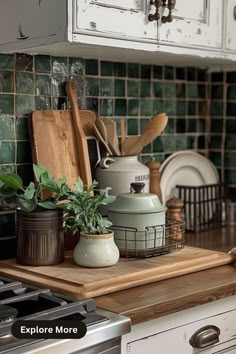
[160,150,219,204]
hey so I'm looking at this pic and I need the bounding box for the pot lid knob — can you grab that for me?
[130,182,145,194]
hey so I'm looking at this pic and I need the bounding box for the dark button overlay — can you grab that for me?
[12,320,87,339]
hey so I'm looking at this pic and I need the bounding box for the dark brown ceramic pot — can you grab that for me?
[16,209,64,266]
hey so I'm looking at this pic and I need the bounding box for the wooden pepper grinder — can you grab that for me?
[146,158,163,203]
[166,197,184,241]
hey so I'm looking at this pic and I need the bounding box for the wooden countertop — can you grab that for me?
[96,225,236,325]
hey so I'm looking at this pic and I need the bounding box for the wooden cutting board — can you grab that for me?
[0,247,235,299]
[30,109,97,187]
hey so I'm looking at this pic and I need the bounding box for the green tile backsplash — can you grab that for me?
[0,52,236,200]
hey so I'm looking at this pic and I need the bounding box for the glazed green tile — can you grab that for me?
[225,170,236,184]
[162,136,175,151]
[140,100,152,116]
[140,118,150,132]
[15,95,35,116]
[35,75,51,96]
[85,77,99,96]
[142,143,152,153]
[51,76,66,96]
[0,165,15,174]
[0,142,15,164]
[35,96,51,110]
[0,54,14,70]
[85,98,98,112]
[211,119,223,133]
[227,86,236,99]
[152,154,165,162]
[211,136,223,149]
[51,57,67,74]
[153,66,162,79]
[209,152,221,166]
[140,155,154,164]
[164,66,174,80]
[225,153,236,167]
[101,61,113,76]
[227,72,236,83]
[100,99,113,116]
[127,119,138,135]
[15,54,33,72]
[188,101,196,116]
[176,135,188,150]
[197,69,207,82]
[153,82,163,98]
[164,101,175,115]
[176,119,186,133]
[113,62,126,77]
[165,118,174,134]
[198,101,208,116]
[164,82,176,98]
[69,58,85,75]
[0,117,14,140]
[0,95,14,115]
[226,119,236,133]
[186,119,196,132]
[128,100,139,116]
[211,101,224,116]
[114,80,125,97]
[198,84,206,98]
[17,141,32,163]
[176,67,185,80]
[153,100,164,114]
[141,65,151,79]
[115,99,126,116]
[16,72,34,94]
[227,103,236,116]
[197,119,206,133]
[17,164,34,185]
[187,67,196,81]
[0,71,14,92]
[187,84,198,98]
[114,118,121,136]
[100,79,113,97]
[176,101,186,116]
[16,118,29,140]
[128,63,139,78]
[187,136,196,149]
[85,59,98,75]
[35,55,51,73]
[127,80,139,97]
[176,83,185,98]
[211,72,223,82]
[141,82,151,97]
[211,85,223,99]
[153,136,164,153]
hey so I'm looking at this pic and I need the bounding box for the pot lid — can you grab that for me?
[107,182,166,214]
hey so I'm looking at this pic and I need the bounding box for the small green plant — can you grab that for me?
[62,178,112,235]
[0,164,68,212]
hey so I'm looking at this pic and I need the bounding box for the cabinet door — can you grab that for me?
[225,0,236,51]
[158,0,223,48]
[73,0,157,42]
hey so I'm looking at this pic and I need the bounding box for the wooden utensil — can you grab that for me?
[120,119,126,155]
[123,136,141,155]
[101,117,120,156]
[66,80,92,188]
[125,129,156,156]
[142,112,168,139]
[30,110,96,188]
[93,122,113,156]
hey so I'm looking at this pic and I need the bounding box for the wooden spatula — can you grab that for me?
[66,80,92,188]
[120,119,126,155]
[101,117,120,156]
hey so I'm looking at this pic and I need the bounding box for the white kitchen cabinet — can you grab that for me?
[159,0,223,48]
[225,0,236,51]
[122,295,236,354]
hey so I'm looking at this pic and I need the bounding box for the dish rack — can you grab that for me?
[110,218,185,258]
[176,183,226,232]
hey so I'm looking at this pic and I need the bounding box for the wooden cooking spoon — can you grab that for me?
[93,122,113,156]
[101,117,120,156]
[142,113,168,140]
[125,129,156,156]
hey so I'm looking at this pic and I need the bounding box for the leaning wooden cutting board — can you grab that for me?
[0,247,235,299]
[30,109,97,187]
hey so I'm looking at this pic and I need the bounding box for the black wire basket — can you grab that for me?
[110,218,185,258]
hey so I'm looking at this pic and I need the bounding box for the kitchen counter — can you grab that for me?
[96,225,236,325]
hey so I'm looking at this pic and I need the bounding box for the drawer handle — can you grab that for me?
[234,6,236,20]
[189,325,220,349]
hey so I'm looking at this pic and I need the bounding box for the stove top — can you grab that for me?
[0,276,109,353]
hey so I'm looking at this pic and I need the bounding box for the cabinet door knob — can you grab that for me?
[189,325,220,349]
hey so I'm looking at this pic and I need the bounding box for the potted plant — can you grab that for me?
[0,164,68,266]
[63,178,120,268]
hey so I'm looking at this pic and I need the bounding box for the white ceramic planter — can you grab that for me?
[73,232,119,268]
